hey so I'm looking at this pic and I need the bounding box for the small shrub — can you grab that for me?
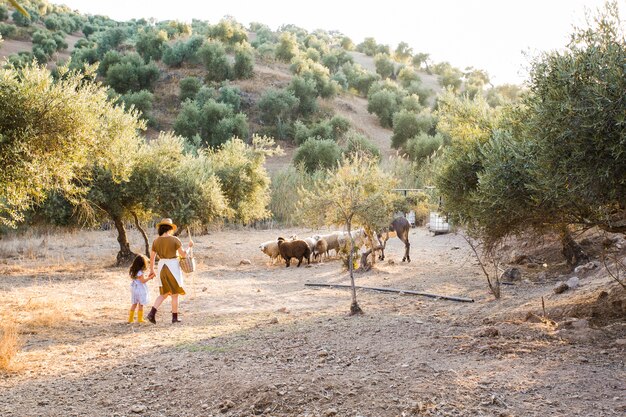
[343,130,381,161]
[0,23,16,39]
[293,138,343,173]
[179,77,202,102]
[198,41,232,82]
[218,84,242,111]
[403,132,444,162]
[234,48,254,79]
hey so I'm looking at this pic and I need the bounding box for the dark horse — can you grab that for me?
[377,216,411,262]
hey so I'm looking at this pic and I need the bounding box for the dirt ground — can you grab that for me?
[0,226,624,417]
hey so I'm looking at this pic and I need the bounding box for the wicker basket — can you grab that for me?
[179,248,196,274]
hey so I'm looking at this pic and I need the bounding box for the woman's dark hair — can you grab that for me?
[129,254,148,278]
[158,224,173,236]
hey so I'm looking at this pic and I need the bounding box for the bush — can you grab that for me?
[0,23,16,39]
[161,35,204,68]
[403,132,444,162]
[258,88,299,139]
[367,89,400,128]
[293,138,343,173]
[288,76,318,116]
[198,41,232,82]
[117,90,154,123]
[343,130,381,161]
[391,109,436,149]
[173,98,249,148]
[233,48,254,79]
[95,27,128,57]
[12,8,37,27]
[105,53,160,93]
[209,19,248,45]
[0,5,8,21]
[374,53,395,79]
[357,37,377,56]
[218,84,242,111]
[269,166,325,225]
[135,28,167,62]
[275,32,299,62]
[179,77,202,102]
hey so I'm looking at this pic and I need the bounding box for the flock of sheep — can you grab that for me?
[259,217,412,267]
[259,229,368,267]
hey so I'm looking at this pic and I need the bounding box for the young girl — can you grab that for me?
[128,254,152,323]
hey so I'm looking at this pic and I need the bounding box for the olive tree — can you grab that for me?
[207,135,283,224]
[299,155,399,315]
[0,63,144,227]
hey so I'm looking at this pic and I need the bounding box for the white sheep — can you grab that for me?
[259,240,281,265]
[313,232,343,256]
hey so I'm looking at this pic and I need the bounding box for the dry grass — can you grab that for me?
[16,298,70,331]
[0,322,22,372]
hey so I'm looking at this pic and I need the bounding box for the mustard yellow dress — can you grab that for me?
[152,235,186,296]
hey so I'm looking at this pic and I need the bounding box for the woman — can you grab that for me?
[145,218,193,324]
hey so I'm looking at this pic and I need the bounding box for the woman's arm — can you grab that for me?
[148,250,157,279]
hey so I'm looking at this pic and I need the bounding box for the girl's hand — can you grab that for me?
[148,270,156,279]
[188,240,194,248]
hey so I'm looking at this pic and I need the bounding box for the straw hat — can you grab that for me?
[156,218,177,232]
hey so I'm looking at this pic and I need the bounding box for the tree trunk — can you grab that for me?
[346,220,363,315]
[560,226,589,267]
[131,211,150,258]
[113,215,135,266]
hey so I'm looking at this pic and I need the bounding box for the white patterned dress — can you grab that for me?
[130,270,150,305]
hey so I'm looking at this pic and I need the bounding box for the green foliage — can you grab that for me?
[208,19,248,45]
[367,89,400,128]
[135,28,167,62]
[412,52,430,70]
[0,63,144,227]
[269,166,324,225]
[403,132,444,162]
[95,27,128,57]
[117,89,154,124]
[129,132,229,227]
[0,23,16,38]
[342,130,381,161]
[233,47,254,79]
[520,2,626,232]
[340,36,354,50]
[374,53,395,79]
[179,76,202,102]
[162,35,203,67]
[173,98,249,148]
[357,37,377,56]
[257,88,299,139]
[12,7,38,26]
[275,31,299,62]
[288,75,318,115]
[397,66,420,88]
[105,54,160,94]
[0,5,8,21]
[96,50,121,76]
[293,138,343,173]
[394,42,413,63]
[31,29,67,63]
[198,41,232,82]
[207,135,282,224]
[218,84,242,112]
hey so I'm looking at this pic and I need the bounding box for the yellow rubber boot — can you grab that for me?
[137,310,144,323]
[128,310,135,323]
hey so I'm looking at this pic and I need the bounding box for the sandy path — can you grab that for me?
[0,227,624,416]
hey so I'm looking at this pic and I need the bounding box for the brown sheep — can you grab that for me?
[313,238,328,262]
[277,237,311,267]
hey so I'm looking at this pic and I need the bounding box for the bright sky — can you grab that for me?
[51,0,618,85]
